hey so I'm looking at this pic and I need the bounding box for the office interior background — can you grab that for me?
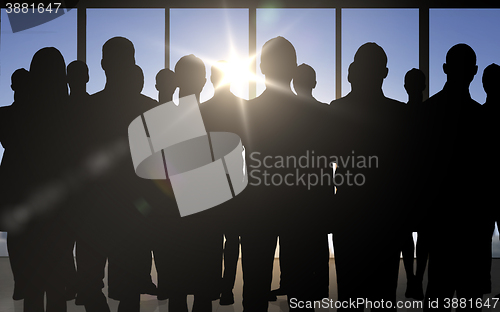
[1,1,499,257]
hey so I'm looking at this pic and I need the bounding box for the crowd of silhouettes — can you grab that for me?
[0,35,497,312]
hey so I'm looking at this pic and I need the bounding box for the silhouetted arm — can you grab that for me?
[0,106,14,147]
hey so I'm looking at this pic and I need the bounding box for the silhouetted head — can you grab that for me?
[348,42,388,92]
[482,63,500,98]
[128,65,144,94]
[293,64,317,95]
[211,60,229,89]
[156,68,177,100]
[260,36,297,86]
[101,37,135,80]
[29,47,68,103]
[404,68,426,96]
[443,43,477,89]
[67,60,89,89]
[11,68,30,103]
[175,54,206,99]
[11,68,29,92]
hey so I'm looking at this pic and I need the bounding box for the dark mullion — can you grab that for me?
[165,8,170,69]
[335,7,342,100]
[77,4,86,63]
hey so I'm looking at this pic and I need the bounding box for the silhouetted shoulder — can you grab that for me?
[385,97,406,106]
[246,93,262,106]
[201,92,246,110]
[466,97,482,108]
[314,99,329,106]
[200,93,247,141]
[139,93,159,107]
[384,97,408,114]
[249,89,297,107]
[329,94,351,107]
[0,105,14,121]
[87,89,108,113]
[330,94,405,109]
[0,105,16,147]
[90,89,105,99]
[424,89,481,109]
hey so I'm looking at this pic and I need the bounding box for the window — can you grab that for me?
[430,9,500,103]
[342,9,419,102]
[86,9,165,100]
[170,9,249,102]
[257,9,335,103]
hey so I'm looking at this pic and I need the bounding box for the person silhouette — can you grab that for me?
[0,68,30,158]
[149,68,180,302]
[293,63,327,105]
[128,64,145,95]
[218,232,240,306]
[127,63,160,298]
[400,68,429,301]
[156,54,222,312]
[67,60,90,101]
[269,64,330,301]
[404,68,426,105]
[482,63,500,297]
[329,42,411,311]
[155,68,177,104]
[198,60,247,306]
[73,36,159,312]
[1,47,74,312]
[237,36,332,312]
[107,62,159,300]
[201,60,247,131]
[421,43,486,311]
[10,68,31,105]
[65,60,91,300]
[239,36,298,311]
[482,63,500,107]
[176,54,207,102]
[0,68,30,302]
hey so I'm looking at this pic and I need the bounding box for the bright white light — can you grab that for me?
[212,55,262,98]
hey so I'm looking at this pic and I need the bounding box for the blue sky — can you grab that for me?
[1,7,500,203]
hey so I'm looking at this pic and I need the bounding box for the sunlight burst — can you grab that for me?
[212,55,262,97]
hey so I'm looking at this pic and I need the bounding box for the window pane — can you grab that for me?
[170,9,249,102]
[342,9,419,102]
[0,8,77,256]
[430,9,500,104]
[256,9,335,103]
[86,9,165,100]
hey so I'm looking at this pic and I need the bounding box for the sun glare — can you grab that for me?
[212,55,262,98]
